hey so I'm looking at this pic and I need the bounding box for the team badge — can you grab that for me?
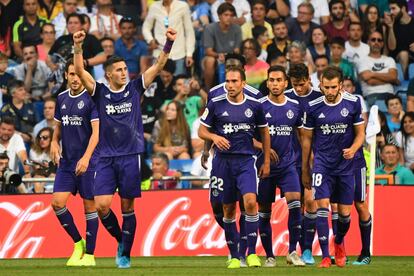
[201,108,209,120]
[287,109,294,119]
[341,108,349,117]
[245,108,253,118]
[212,190,219,197]
[124,91,130,98]
[78,100,84,109]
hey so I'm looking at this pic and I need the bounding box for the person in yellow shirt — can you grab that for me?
[37,0,63,21]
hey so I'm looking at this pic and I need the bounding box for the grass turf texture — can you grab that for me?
[1,256,414,275]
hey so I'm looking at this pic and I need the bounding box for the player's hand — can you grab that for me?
[258,163,270,179]
[343,147,356,159]
[212,135,230,151]
[301,168,312,190]
[166,28,177,41]
[201,151,209,170]
[73,30,86,46]
[186,56,194,67]
[270,149,279,164]
[75,156,90,176]
[50,140,61,167]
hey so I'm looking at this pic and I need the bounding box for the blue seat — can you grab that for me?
[395,63,409,92]
[397,90,408,109]
[374,99,388,113]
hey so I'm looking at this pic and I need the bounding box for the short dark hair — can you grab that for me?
[0,116,16,127]
[22,43,38,53]
[162,59,176,74]
[103,56,126,72]
[65,57,75,72]
[41,23,55,33]
[7,80,25,95]
[272,17,285,27]
[385,94,403,107]
[241,38,261,57]
[381,143,399,153]
[252,25,267,40]
[217,2,236,16]
[66,13,84,25]
[251,0,267,10]
[100,37,114,44]
[268,65,287,80]
[298,2,315,14]
[329,0,345,12]
[343,76,355,86]
[288,63,309,81]
[152,152,169,167]
[330,36,345,48]
[348,21,362,30]
[173,74,187,86]
[226,66,246,81]
[0,151,9,160]
[321,66,343,82]
[225,53,246,67]
[389,0,408,10]
[314,54,329,63]
[119,16,136,27]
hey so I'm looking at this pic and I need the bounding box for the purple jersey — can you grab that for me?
[207,83,263,102]
[92,77,145,157]
[54,89,99,170]
[200,94,268,155]
[303,93,364,175]
[260,96,303,171]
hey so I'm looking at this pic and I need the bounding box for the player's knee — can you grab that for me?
[211,202,223,215]
[95,201,110,215]
[244,198,257,212]
[51,200,65,211]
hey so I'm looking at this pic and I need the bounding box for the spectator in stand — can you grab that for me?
[310,54,329,88]
[202,2,241,89]
[407,78,414,111]
[266,0,290,20]
[343,76,368,121]
[0,4,12,57]
[242,38,269,89]
[322,0,359,42]
[152,101,191,160]
[94,37,115,82]
[77,0,93,15]
[81,13,91,33]
[187,0,211,33]
[357,31,399,108]
[361,4,386,44]
[385,94,405,133]
[376,110,398,167]
[0,0,23,57]
[0,52,14,107]
[33,98,55,137]
[52,0,78,39]
[1,80,37,143]
[89,0,122,40]
[13,0,49,59]
[191,109,204,158]
[266,18,290,64]
[29,126,55,192]
[252,25,271,62]
[211,0,251,25]
[288,41,314,74]
[0,117,31,176]
[285,2,320,46]
[146,59,176,103]
[49,13,106,74]
[308,27,330,63]
[386,0,414,79]
[0,152,27,194]
[241,0,274,40]
[343,22,370,67]
[151,152,182,189]
[143,0,195,75]
[13,44,52,101]
[37,0,63,21]
[396,112,414,170]
[376,144,414,184]
[290,0,330,25]
[359,0,389,17]
[115,17,149,80]
[330,36,354,79]
[162,75,206,131]
[37,23,56,62]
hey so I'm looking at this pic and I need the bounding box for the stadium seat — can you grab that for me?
[395,63,409,92]
[374,99,388,113]
[397,90,408,109]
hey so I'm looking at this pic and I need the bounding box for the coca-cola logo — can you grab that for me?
[0,201,51,258]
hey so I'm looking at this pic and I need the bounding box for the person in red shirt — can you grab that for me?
[151,152,182,189]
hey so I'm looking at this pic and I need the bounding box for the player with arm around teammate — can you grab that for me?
[50,58,100,266]
[198,66,271,269]
[301,66,365,268]
[72,28,177,268]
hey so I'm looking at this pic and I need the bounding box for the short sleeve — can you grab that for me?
[395,131,403,148]
[296,107,304,128]
[303,106,314,130]
[320,0,330,17]
[203,24,215,49]
[54,98,62,121]
[357,57,371,74]
[92,81,104,98]
[131,75,146,93]
[353,101,364,125]
[199,100,215,128]
[255,104,268,128]
[13,134,26,153]
[90,100,99,122]
[387,56,397,70]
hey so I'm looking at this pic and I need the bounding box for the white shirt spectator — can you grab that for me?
[311,72,320,89]
[52,12,68,39]
[395,131,414,168]
[343,41,370,66]
[211,0,251,23]
[356,55,396,97]
[29,150,51,164]
[290,0,329,25]
[0,133,26,172]
[89,13,123,37]
[13,61,51,100]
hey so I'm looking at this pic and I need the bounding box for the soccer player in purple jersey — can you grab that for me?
[73,28,177,268]
[198,67,271,269]
[256,66,305,267]
[50,59,100,266]
[301,66,365,268]
[285,63,322,265]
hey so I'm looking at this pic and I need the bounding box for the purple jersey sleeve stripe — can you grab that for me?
[199,120,211,128]
[90,118,99,122]
[353,121,365,125]
[91,82,97,96]
[302,126,314,130]
[54,117,61,122]
[257,123,268,127]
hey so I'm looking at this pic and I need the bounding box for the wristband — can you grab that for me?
[163,39,174,53]
[74,46,83,54]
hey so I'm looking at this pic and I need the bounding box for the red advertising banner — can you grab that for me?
[0,186,413,259]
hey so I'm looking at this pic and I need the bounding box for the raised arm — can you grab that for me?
[73,31,96,94]
[75,120,99,176]
[143,28,177,88]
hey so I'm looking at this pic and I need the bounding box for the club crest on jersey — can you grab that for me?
[124,91,130,98]
[77,100,84,109]
[287,109,294,119]
[245,108,253,118]
[341,108,349,117]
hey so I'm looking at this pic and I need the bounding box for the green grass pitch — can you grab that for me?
[1,256,414,275]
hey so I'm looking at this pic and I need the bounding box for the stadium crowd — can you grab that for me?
[1,0,414,194]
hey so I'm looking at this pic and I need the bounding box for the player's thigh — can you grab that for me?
[94,157,117,196]
[311,172,334,202]
[354,167,367,203]
[257,176,277,205]
[209,156,231,204]
[116,154,142,199]
[79,170,96,201]
[279,167,301,201]
[53,169,77,196]
[51,192,72,210]
[336,174,355,206]
[235,155,258,197]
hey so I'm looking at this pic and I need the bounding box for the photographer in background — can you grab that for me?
[0,152,27,194]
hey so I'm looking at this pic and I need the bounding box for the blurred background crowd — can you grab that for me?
[1,0,414,194]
